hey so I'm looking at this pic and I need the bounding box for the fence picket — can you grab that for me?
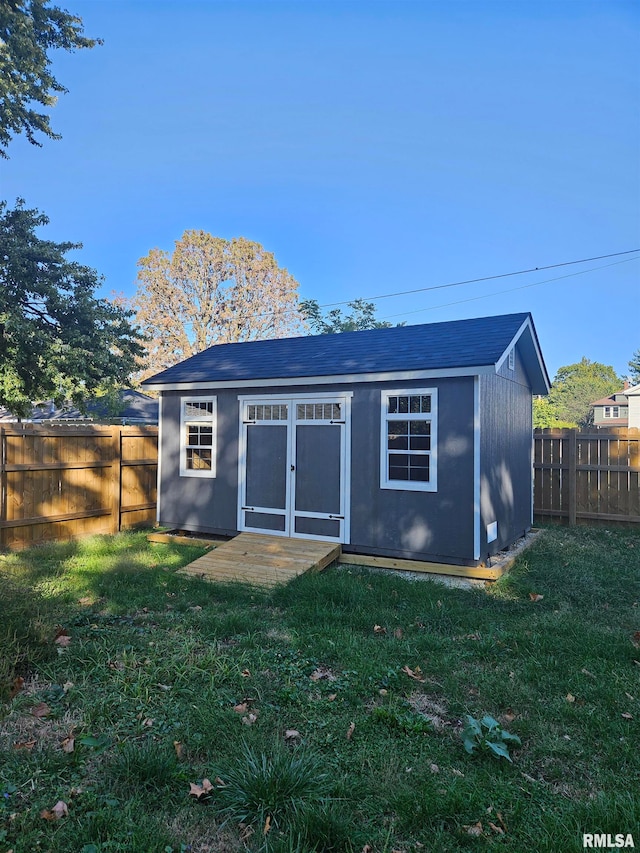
[0,424,157,548]
[534,428,640,526]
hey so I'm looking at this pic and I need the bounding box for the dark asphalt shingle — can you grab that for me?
[143,312,532,385]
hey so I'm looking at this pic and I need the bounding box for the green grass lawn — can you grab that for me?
[0,526,639,852]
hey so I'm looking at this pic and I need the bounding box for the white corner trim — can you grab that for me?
[156,394,163,525]
[473,376,481,561]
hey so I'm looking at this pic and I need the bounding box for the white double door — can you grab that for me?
[238,394,350,543]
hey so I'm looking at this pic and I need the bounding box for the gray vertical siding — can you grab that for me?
[158,377,478,564]
[158,389,239,535]
[479,346,533,558]
[158,367,533,566]
[347,377,475,563]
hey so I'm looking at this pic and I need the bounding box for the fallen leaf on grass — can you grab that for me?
[632,632,640,649]
[41,801,68,821]
[233,703,249,714]
[502,709,517,724]
[241,668,251,678]
[61,736,75,754]
[189,779,214,799]
[361,846,373,853]
[528,593,544,602]
[13,740,36,751]
[621,712,633,720]
[429,763,440,774]
[488,821,505,835]
[189,605,203,612]
[310,667,336,682]
[393,627,404,640]
[346,722,355,740]
[451,768,465,778]
[566,693,576,703]
[31,702,51,718]
[174,741,185,760]
[373,624,387,635]
[242,712,259,726]
[263,815,272,836]
[62,681,74,693]
[327,693,337,702]
[54,627,71,647]
[497,812,508,832]
[581,668,595,678]
[284,729,301,742]
[401,665,425,683]
[9,677,24,699]
[463,821,483,837]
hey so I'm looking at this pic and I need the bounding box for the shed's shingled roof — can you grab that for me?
[143,312,546,389]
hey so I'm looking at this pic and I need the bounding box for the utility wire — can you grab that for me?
[377,256,640,321]
[309,248,640,310]
[209,247,640,326]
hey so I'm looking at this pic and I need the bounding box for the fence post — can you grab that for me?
[111,427,122,533]
[567,428,577,526]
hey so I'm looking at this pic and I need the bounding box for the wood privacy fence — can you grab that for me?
[0,424,158,549]
[534,428,640,526]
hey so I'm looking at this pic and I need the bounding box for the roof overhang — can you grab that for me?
[143,364,496,392]
[494,315,550,395]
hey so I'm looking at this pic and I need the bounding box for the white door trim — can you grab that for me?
[237,393,351,544]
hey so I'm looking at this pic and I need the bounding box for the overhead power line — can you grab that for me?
[315,248,640,311]
[212,247,640,325]
[378,256,640,321]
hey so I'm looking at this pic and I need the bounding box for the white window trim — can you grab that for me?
[380,388,438,492]
[180,397,217,478]
[508,348,515,371]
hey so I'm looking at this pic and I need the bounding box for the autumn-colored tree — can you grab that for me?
[132,231,306,378]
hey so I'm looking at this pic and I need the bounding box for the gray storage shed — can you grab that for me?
[143,312,549,567]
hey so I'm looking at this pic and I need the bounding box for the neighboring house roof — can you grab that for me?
[626,384,640,396]
[0,390,158,424]
[143,312,550,395]
[591,389,630,407]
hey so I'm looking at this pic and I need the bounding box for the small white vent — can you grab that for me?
[487,521,498,544]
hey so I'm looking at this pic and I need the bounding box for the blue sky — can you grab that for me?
[2,0,639,379]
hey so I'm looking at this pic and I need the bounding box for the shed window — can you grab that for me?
[180,397,216,477]
[604,406,620,419]
[380,389,437,492]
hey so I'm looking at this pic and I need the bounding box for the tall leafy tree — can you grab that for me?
[545,357,622,428]
[0,200,143,416]
[133,231,306,379]
[301,297,397,334]
[0,0,101,156]
[628,349,640,385]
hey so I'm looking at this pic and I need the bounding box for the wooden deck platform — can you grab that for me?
[178,532,341,587]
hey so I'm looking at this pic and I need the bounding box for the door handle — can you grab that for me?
[290,464,295,471]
